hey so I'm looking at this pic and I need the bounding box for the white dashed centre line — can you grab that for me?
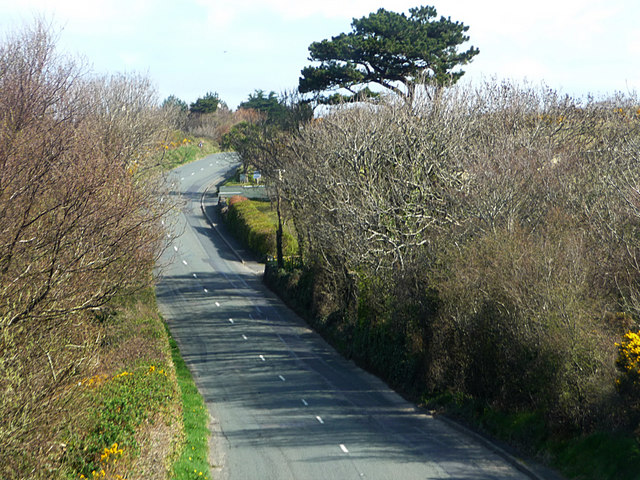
[278,375,286,382]
[340,444,349,453]
[316,416,324,424]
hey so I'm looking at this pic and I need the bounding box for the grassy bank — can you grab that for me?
[0,287,212,480]
[159,131,219,170]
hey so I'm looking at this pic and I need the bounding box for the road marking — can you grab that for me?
[259,355,266,361]
[316,416,324,424]
[340,444,349,453]
[242,335,248,340]
[228,318,234,324]
[301,399,308,406]
[278,375,286,382]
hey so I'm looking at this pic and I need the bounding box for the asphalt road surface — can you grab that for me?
[155,153,542,480]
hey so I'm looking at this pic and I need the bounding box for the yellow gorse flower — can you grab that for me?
[616,330,640,392]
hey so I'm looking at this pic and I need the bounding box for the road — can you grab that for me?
[155,152,540,480]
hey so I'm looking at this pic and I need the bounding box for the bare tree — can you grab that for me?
[0,21,175,475]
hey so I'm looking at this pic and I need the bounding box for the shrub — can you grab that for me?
[223,199,297,259]
[616,331,640,421]
[260,80,639,434]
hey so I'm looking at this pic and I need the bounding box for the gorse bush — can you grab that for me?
[616,331,640,420]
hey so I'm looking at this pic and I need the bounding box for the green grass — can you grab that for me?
[66,362,175,478]
[166,326,212,480]
[159,133,219,170]
[54,290,181,480]
[222,166,262,186]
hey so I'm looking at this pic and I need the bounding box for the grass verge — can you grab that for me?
[50,289,183,480]
[0,286,213,480]
[159,131,219,170]
[165,326,211,480]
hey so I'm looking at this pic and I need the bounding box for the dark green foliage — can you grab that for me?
[162,95,188,112]
[190,91,221,114]
[549,432,640,480]
[220,121,263,164]
[238,90,313,130]
[299,5,479,101]
[263,263,315,316]
[238,90,288,124]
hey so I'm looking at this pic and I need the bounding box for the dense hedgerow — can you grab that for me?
[222,196,297,260]
[258,81,640,436]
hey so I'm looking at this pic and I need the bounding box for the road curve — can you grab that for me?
[155,152,537,480]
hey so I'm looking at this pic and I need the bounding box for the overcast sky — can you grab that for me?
[1,0,638,108]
